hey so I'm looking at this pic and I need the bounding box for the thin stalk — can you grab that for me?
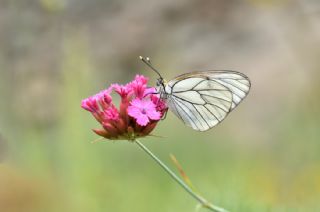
[135,139,228,212]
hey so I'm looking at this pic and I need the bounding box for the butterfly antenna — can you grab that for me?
[139,56,163,79]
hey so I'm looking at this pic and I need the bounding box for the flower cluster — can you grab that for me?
[81,75,167,141]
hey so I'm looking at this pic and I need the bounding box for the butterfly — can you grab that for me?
[139,56,251,131]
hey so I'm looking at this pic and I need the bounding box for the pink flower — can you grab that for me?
[112,83,132,98]
[128,99,161,126]
[128,75,149,98]
[81,89,119,124]
[81,97,99,113]
[81,74,167,141]
[81,89,113,112]
[104,105,119,121]
[134,75,148,84]
[150,94,167,115]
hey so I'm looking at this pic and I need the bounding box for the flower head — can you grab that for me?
[81,75,167,141]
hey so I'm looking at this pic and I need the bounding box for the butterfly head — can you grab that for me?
[156,78,166,87]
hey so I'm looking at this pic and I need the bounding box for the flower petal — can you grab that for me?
[136,114,149,126]
[104,106,120,120]
[127,105,142,118]
[146,110,161,120]
[134,75,148,84]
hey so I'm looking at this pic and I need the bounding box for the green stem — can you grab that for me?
[135,139,228,212]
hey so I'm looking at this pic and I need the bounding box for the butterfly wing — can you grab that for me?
[164,70,251,131]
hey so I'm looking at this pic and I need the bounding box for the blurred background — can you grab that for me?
[0,0,320,211]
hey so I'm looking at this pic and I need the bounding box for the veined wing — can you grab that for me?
[165,70,251,131]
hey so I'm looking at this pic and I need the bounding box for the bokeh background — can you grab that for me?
[0,0,320,211]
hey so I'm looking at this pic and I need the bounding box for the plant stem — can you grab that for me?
[135,139,228,212]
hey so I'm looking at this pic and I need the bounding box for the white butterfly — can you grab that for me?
[140,56,251,131]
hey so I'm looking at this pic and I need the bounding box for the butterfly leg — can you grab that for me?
[161,109,168,120]
[143,91,158,98]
